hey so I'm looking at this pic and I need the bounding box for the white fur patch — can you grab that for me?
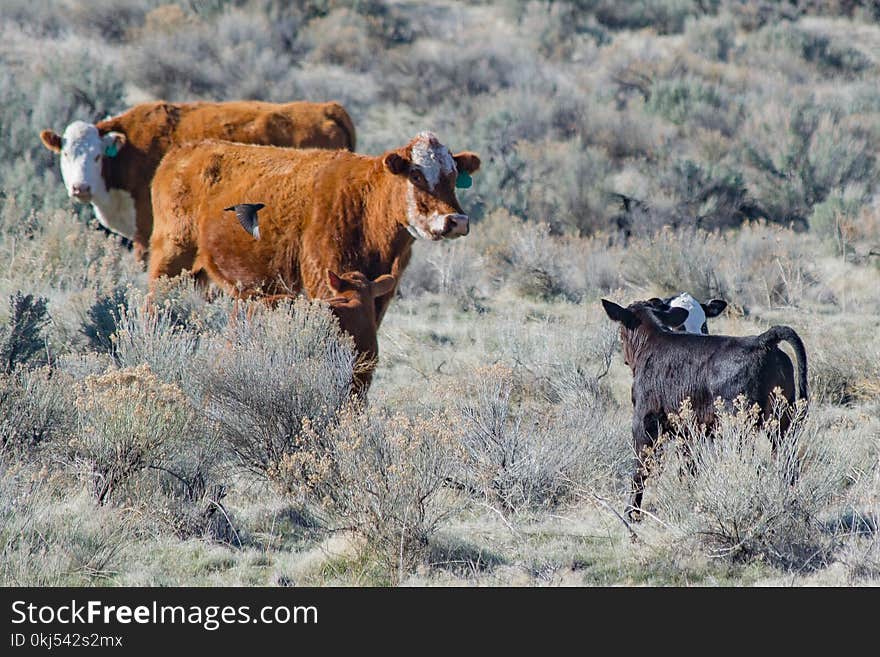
[410,131,455,191]
[669,292,706,334]
[92,189,137,240]
[405,183,437,239]
[59,121,106,197]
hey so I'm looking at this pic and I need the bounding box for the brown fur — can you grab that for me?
[39,100,356,261]
[148,135,480,325]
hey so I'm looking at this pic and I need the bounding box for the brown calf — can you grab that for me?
[249,271,395,395]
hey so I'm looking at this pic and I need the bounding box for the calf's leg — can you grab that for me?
[627,411,662,521]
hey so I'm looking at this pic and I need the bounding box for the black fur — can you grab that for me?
[602,298,808,520]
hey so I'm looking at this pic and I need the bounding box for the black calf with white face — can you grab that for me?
[645,293,727,334]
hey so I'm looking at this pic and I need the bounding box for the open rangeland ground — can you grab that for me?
[1,0,879,586]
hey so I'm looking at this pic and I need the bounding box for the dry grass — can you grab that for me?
[0,0,878,586]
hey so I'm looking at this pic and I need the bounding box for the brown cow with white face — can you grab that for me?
[39,100,356,262]
[148,131,480,324]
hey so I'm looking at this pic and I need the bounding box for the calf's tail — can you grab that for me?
[762,325,808,402]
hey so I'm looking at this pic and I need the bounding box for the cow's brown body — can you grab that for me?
[41,100,356,261]
[149,133,479,324]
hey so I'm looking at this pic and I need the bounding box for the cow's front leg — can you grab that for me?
[133,238,149,268]
[132,192,153,269]
[627,411,661,521]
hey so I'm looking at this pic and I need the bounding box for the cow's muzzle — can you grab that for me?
[70,183,92,202]
[433,213,469,239]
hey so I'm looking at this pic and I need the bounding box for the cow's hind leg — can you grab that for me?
[765,369,800,485]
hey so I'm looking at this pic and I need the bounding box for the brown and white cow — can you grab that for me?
[148,131,480,324]
[39,100,357,262]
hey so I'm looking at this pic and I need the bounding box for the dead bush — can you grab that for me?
[652,395,856,570]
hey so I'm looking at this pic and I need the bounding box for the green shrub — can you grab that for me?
[80,286,128,357]
[0,292,49,372]
[0,367,72,461]
[754,23,873,77]
[283,405,462,584]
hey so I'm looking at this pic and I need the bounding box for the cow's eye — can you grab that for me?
[409,170,424,184]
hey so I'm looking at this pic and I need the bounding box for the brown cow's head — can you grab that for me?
[383,132,480,241]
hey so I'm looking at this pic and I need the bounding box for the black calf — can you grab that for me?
[602,298,808,520]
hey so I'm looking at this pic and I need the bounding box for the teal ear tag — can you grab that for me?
[455,171,472,189]
[104,143,119,158]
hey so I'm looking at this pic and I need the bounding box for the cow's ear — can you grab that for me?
[40,130,62,153]
[453,151,481,174]
[371,274,396,298]
[702,299,727,317]
[383,152,410,176]
[655,307,689,328]
[101,131,126,157]
[602,299,638,329]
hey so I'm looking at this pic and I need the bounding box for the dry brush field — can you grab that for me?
[1,0,879,586]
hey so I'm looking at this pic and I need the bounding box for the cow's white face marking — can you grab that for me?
[410,131,455,191]
[669,292,706,334]
[57,121,133,238]
[59,121,109,200]
[405,183,445,240]
[92,189,137,240]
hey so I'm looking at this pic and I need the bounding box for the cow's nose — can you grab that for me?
[443,214,469,237]
[71,183,91,200]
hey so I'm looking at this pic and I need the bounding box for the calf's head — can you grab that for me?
[602,298,689,369]
[646,293,727,334]
[383,132,480,241]
[40,121,126,203]
[327,271,397,316]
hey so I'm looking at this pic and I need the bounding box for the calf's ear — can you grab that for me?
[453,151,481,174]
[383,152,410,176]
[602,299,638,328]
[371,274,396,298]
[101,131,126,157]
[40,130,62,153]
[327,270,346,294]
[702,299,727,317]
[655,307,689,328]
